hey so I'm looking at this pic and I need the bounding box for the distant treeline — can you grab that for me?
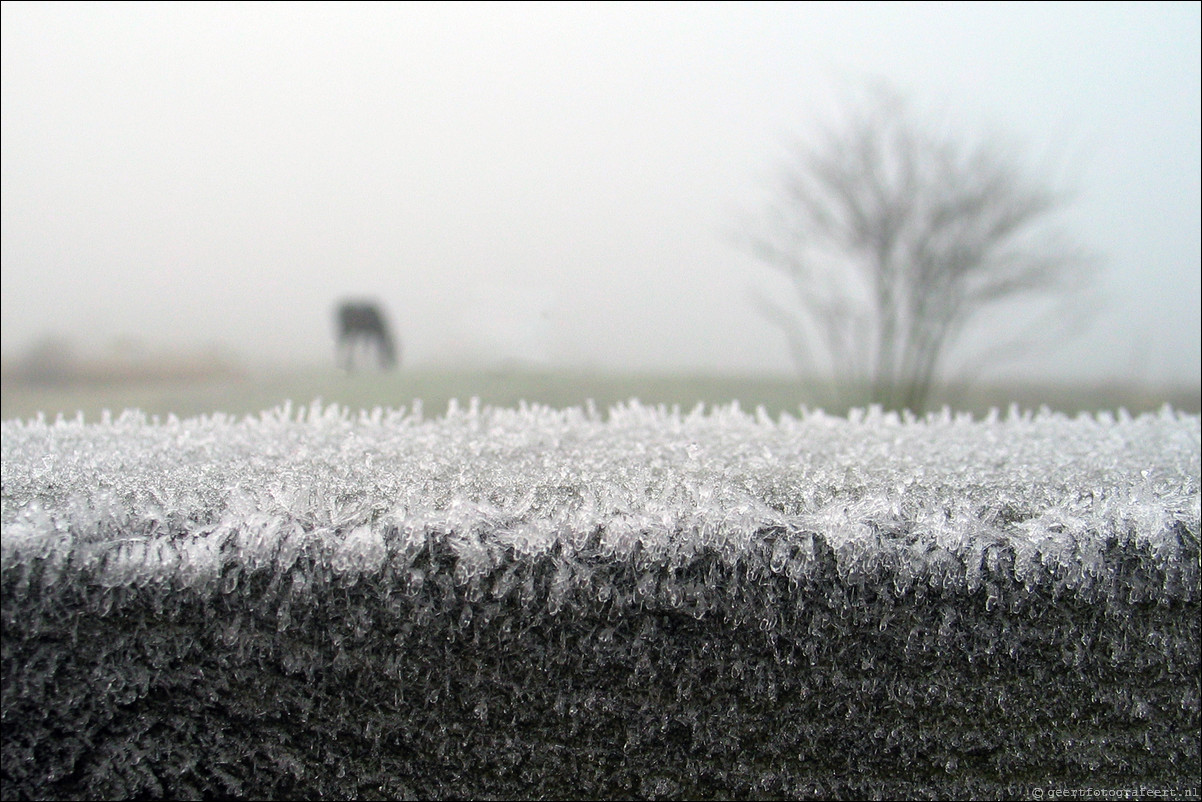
[1,337,241,387]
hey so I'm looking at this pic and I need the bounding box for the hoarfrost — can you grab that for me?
[2,401,1198,798]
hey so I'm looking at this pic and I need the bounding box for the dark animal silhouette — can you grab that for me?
[335,301,398,371]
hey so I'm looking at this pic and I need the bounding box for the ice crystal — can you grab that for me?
[2,402,1199,798]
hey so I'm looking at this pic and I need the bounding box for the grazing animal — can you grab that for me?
[335,301,398,371]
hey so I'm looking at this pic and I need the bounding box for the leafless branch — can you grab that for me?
[748,84,1094,412]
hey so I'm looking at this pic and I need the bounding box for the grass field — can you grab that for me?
[2,364,1199,422]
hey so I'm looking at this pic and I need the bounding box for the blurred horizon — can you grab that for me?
[3,3,1200,395]
[3,345,1198,424]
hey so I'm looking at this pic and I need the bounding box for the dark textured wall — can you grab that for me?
[4,526,1198,800]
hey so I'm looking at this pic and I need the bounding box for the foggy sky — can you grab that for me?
[2,2,1199,385]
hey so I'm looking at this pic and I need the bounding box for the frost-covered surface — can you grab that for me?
[2,401,1199,799]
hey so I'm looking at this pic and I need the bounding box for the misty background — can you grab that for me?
[2,2,1199,410]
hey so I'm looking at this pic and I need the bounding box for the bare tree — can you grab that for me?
[751,86,1093,412]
